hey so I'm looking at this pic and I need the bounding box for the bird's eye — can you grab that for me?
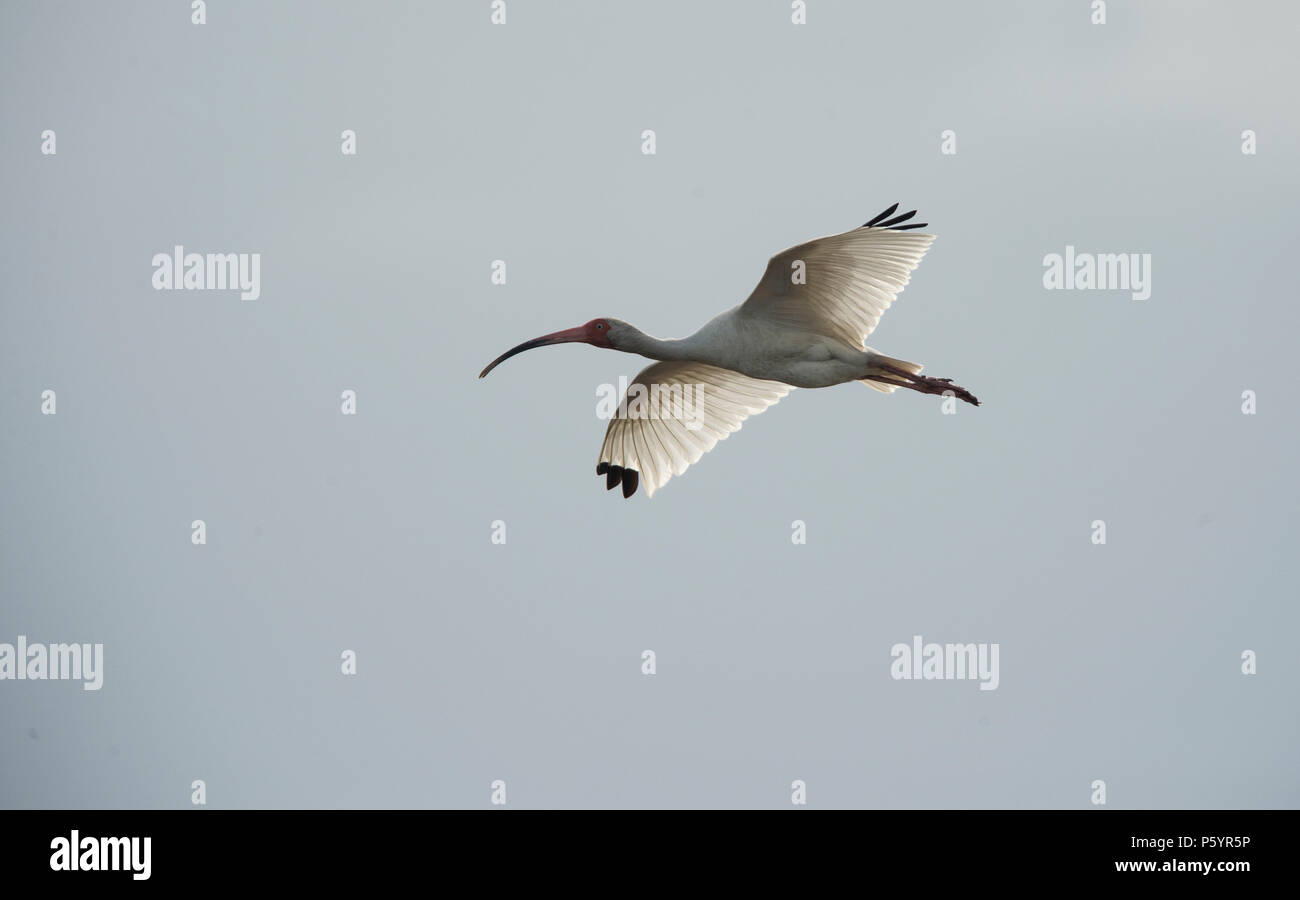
[596,323,604,330]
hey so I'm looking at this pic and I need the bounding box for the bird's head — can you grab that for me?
[478,318,622,378]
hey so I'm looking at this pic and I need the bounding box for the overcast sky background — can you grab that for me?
[2,1,1297,808]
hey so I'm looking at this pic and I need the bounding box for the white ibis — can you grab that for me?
[479,204,979,498]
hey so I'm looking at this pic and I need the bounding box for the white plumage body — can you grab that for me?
[634,309,876,389]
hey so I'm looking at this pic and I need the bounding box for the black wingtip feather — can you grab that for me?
[876,209,917,228]
[863,204,930,231]
[606,465,623,490]
[862,203,899,228]
[596,462,610,476]
[622,470,639,498]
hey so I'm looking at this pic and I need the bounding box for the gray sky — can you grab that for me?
[1,0,1297,808]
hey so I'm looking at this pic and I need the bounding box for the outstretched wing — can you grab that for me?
[597,361,791,499]
[738,204,935,349]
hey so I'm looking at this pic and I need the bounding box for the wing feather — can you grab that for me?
[739,213,935,349]
[597,361,790,498]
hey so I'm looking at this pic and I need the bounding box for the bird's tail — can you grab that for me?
[859,352,923,394]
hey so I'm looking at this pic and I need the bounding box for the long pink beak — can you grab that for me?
[478,326,589,378]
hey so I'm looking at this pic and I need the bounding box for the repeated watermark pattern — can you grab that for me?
[1042,246,1152,301]
[151,246,261,301]
[890,636,999,691]
[596,377,707,430]
[0,636,103,691]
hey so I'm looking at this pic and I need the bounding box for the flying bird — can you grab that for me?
[479,204,979,498]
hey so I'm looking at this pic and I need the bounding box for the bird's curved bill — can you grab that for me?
[478,326,588,378]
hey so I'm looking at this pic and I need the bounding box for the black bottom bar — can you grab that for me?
[1,810,1286,885]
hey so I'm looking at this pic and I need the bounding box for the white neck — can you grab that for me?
[617,325,697,362]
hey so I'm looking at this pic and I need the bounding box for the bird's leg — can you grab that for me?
[874,364,981,407]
